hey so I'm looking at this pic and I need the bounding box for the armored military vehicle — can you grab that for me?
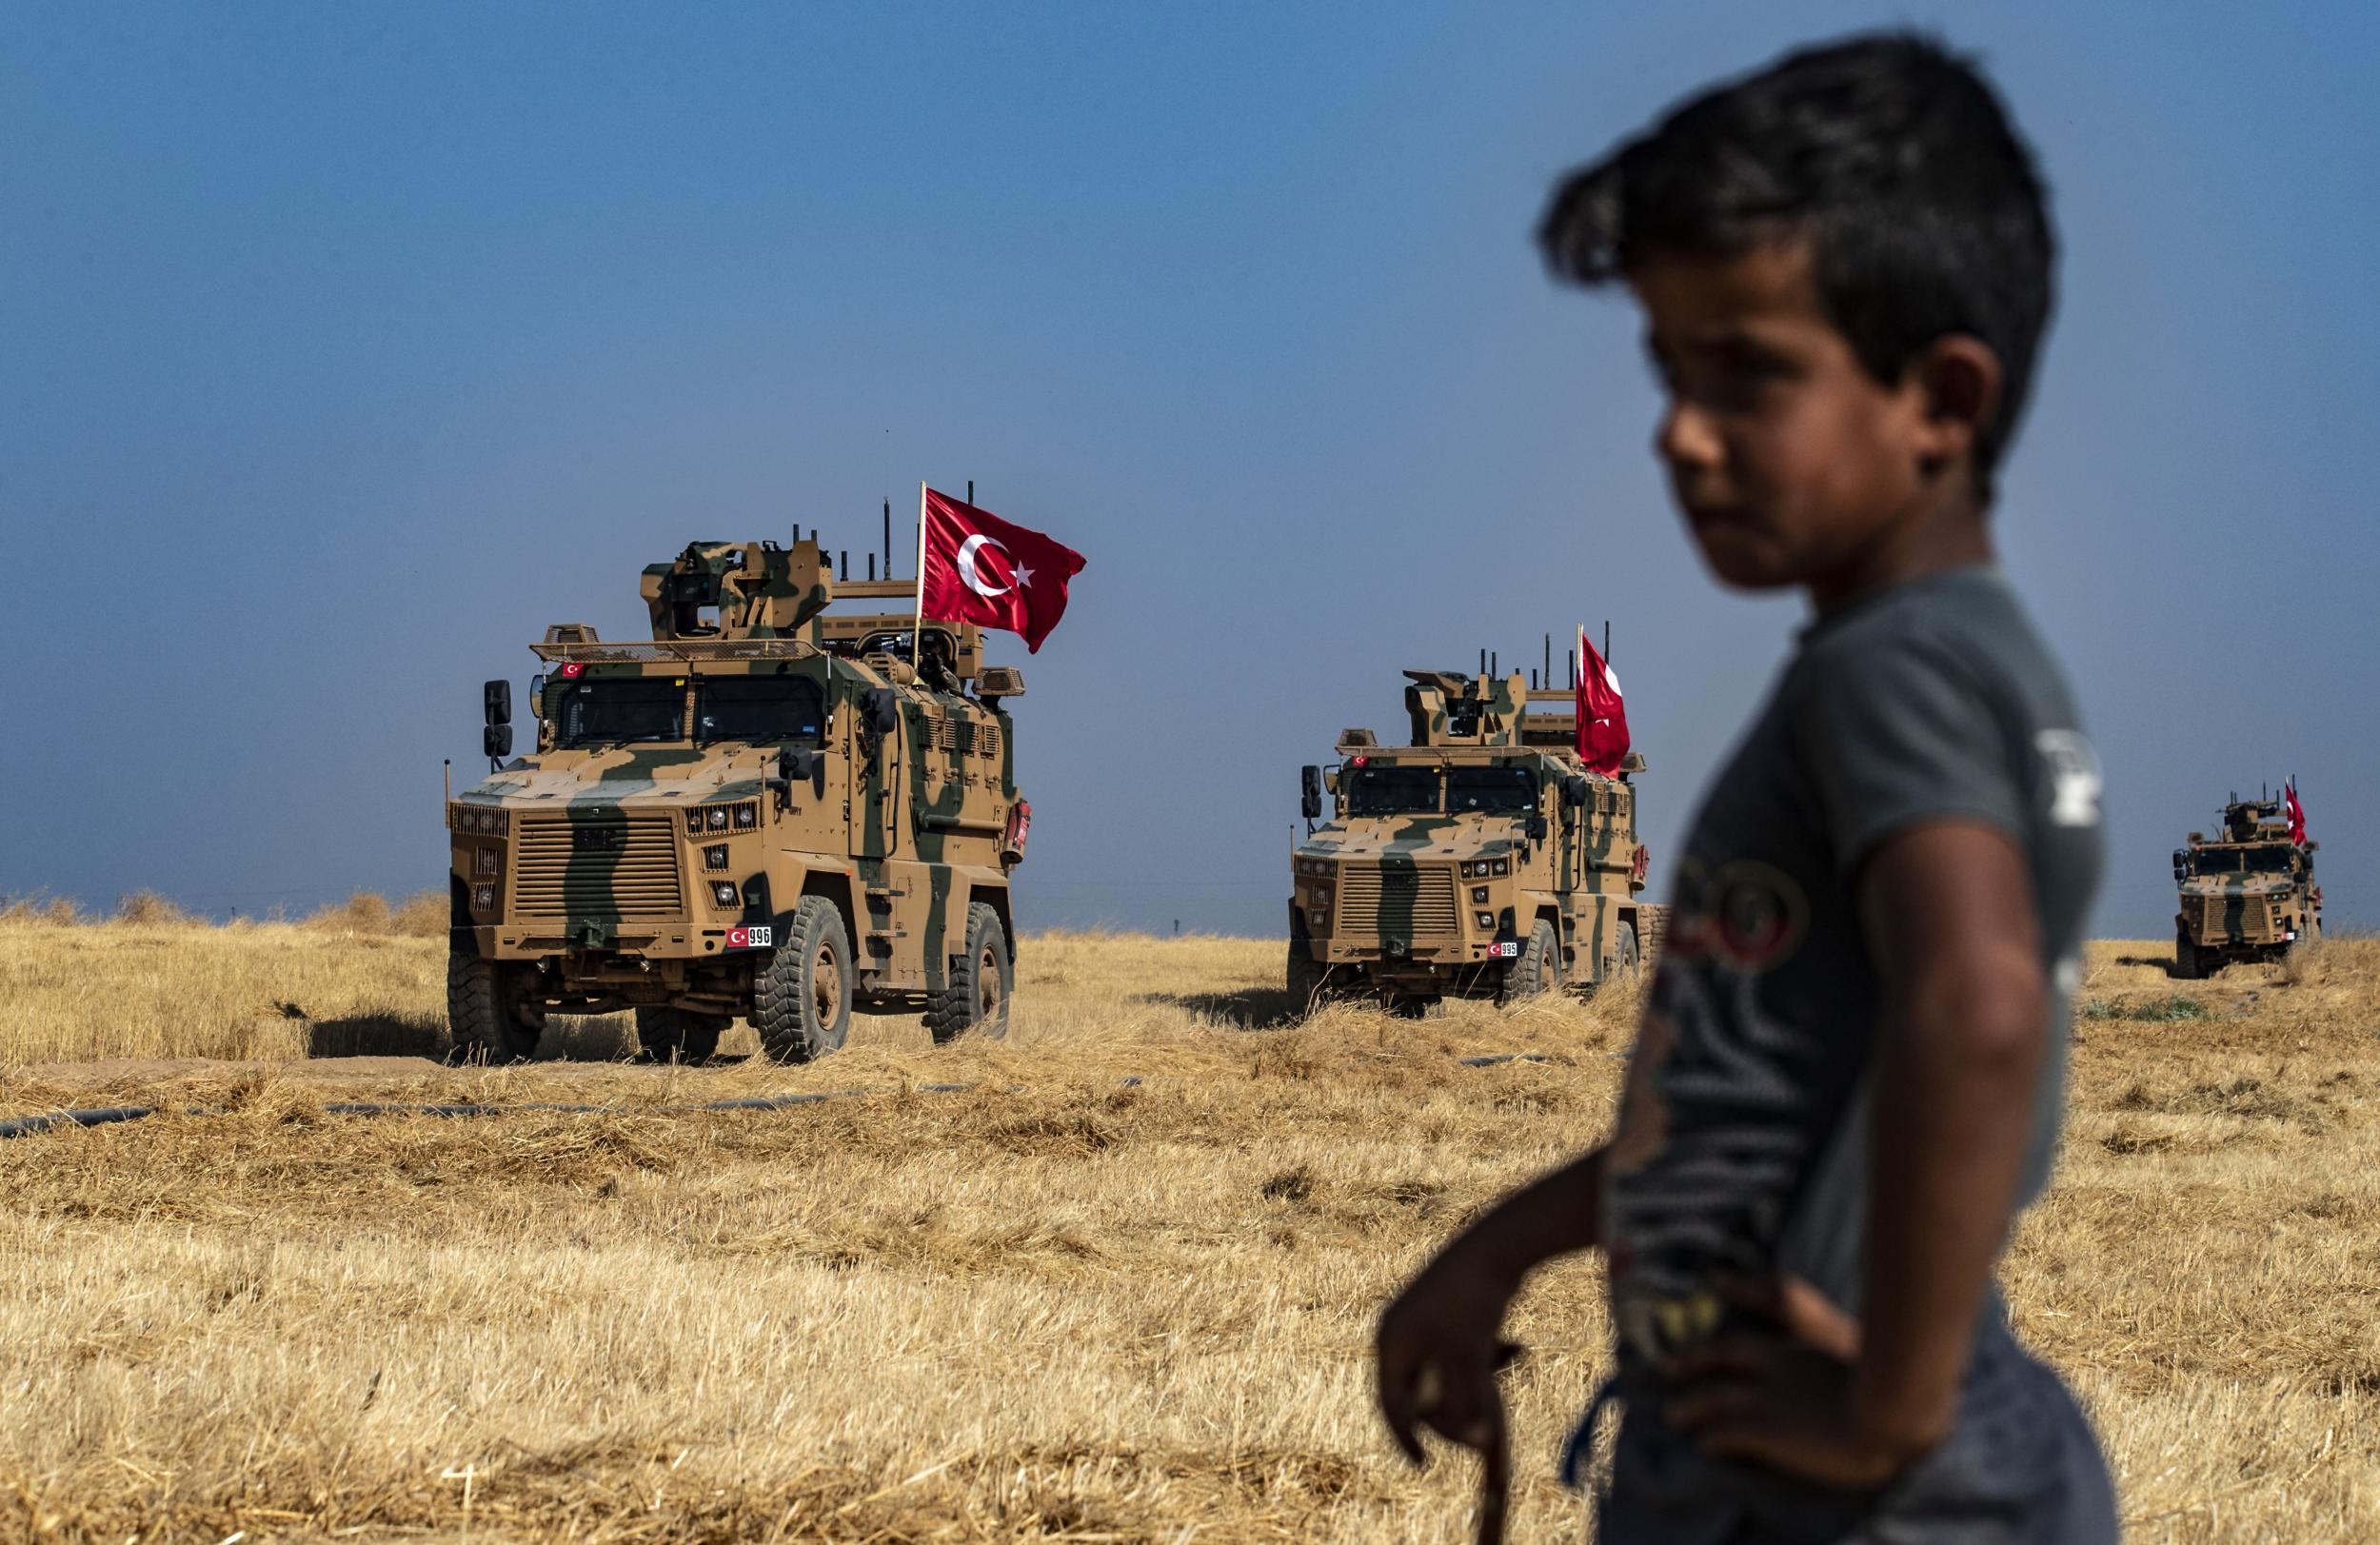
[2172,792,2321,979]
[446,537,1029,1062]
[1287,665,1651,1009]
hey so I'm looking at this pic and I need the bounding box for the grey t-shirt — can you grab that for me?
[1603,565,2104,1368]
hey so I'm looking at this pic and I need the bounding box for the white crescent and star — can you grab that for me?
[955,534,1034,599]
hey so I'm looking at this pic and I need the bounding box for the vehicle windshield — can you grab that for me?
[552,679,685,747]
[698,676,825,744]
[2193,845,2292,875]
[1343,763,1440,816]
[1446,764,1537,815]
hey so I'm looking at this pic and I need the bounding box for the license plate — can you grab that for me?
[725,925,773,949]
[1486,941,1518,959]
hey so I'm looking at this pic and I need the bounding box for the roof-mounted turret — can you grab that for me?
[641,540,833,642]
[1403,670,1531,746]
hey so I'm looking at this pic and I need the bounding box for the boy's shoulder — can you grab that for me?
[1791,565,2073,723]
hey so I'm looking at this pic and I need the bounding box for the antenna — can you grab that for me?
[1568,646,1577,688]
[839,549,848,582]
[1531,668,1539,689]
[1543,632,1551,686]
[867,553,877,582]
[1490,650,1497,678]
[1478,648,1487,676]
[966,480,974,506]
[1604,620,1612,664]
[883,498,893,578]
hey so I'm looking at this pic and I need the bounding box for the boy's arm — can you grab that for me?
[1668,819,2046,1484]
[1853,818,2047,1455]
[1376,1147,1607,1462]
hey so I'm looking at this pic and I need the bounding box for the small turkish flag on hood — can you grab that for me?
[918,488,1086,653]
[1576,624,1629,777]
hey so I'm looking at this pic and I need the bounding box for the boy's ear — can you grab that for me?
[1910,336,2003,478]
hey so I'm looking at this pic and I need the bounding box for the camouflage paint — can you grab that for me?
[449,536,1024,1017]
[1294,668,1651,1000]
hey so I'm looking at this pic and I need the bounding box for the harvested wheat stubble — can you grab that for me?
[1,919,2376,1541]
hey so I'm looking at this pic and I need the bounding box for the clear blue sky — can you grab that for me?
[4,1,2371,939]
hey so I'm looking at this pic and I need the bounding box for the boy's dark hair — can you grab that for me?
[1539,33,2054,492]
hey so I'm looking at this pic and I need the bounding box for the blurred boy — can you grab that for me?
[1376,33,2114,1543]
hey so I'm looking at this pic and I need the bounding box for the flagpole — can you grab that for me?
[911,480,928,668]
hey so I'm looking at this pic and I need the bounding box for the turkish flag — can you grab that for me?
[2286,779,2309,845]
[918,488,1086,653]
[1576,624,1629,777]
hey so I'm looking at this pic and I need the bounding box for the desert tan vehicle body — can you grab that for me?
[1288,669,1651,1007]
[446,539,1027,1062]
[2172,795,2321,979]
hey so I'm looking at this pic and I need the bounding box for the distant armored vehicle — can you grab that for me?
[1287,666,1651,1009]
[2172,793,2320,979]
[446,538,1029,1062]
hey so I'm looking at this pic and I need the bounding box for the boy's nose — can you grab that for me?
[1655,399,1726,483]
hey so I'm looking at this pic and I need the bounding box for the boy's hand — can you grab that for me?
[1662,1272,1909,1490]
[1376,1245,1523,1464]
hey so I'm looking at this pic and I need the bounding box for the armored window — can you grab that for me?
[1446,765,1537,815]
[1344,763,1441,816]
[555,679,687,748]
[697,677,825,745]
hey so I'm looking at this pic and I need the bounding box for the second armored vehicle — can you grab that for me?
[446,538,1029,1062]
[2172,792,2320,979]
[1287,667,1651,1009]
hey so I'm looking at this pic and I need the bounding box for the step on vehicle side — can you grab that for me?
[446,537,1030,1062]
[1288,664,1653,1011]
[2172,791,2320,980]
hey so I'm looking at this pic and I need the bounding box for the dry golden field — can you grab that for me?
[1,905,2375,1541]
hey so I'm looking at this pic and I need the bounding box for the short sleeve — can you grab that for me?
[1793,638,2024,880]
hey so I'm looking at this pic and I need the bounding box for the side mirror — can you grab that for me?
[483,723,513,760]
[1525,812,1549,842]
[778,746,821,782]
[1322,768,1340,795]
[483,680,511,727]
[526,675,545,718]
[1563,775,1589,808]
[865,687,901,737]
[2172,849,2190,882]
[1299,765,1322,822]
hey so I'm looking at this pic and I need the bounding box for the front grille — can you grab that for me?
[1336,863,1458,936]
[513,816,684,920]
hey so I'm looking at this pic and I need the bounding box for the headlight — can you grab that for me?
[1492,858,1509,876]
[452,806,509,835]
[711,881,740,906]
[733,803,758,830]
[1472,885,1489,903]
[707,806,729,830]
[473,848,502,880]
[473,884,497,911]
[704,843,729,871]
[1476,912,1497,930]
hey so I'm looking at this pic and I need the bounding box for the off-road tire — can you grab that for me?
[1611,921,1642,983]
[446,954,545,1064]
[635,1005,728,1064]
[1497,919,1561,1006]
[754,899,852,1064]
[1287,941,1328,1015]
[2172,929,2201,981]
[927,902,1013,1044]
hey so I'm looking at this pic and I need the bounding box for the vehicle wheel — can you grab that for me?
[754,899,852,1064]
[635,1006,727,1064]
[1287,939,1331,1012]
[1497,919,1560,1006]
[926,902,1012,1044]
[446,954,545,1064]
[2172,930,2200,980]
[1612,921,1641,982]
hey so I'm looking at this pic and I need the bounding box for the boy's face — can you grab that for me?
[1629,242,1944,594]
